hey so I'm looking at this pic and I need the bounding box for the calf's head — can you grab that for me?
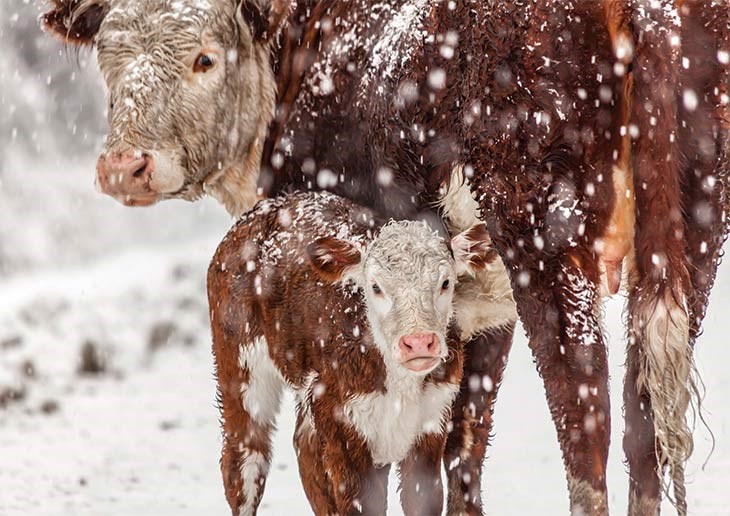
[43,0,289,213]
[308,221,492,375]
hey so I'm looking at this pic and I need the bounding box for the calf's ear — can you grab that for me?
[238,0,291,42]
[42,0,109,46]
[307,237,362,282]
[451,223,497,275]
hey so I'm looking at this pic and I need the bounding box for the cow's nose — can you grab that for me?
[96,151,154,199]
[399,332,439,359]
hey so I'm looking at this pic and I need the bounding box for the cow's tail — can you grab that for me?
[621,2,698,513]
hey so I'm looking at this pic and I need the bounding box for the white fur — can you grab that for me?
[438,166,517,339]
[238,450,268,516]
[344,366,458,465]
[239,336,285,425]
[567,474,608,516]
[633,290,694,508]
[148,149,185,193]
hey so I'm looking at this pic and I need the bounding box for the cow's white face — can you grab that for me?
[308,221,493,375]
[43,0,289,214]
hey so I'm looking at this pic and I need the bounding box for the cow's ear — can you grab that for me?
[307,237,362,282]
[238,0,291,42]
[451,223,497,275]
[42,0,109,46]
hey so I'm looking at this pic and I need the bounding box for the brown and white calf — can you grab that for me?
[207,191,493,514]
[45,0,730,513]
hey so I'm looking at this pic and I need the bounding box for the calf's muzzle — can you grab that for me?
[398,332,441,372]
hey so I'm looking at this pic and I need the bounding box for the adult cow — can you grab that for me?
[43,0,730,514]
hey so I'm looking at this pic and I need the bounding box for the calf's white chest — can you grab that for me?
[343,373,458,465]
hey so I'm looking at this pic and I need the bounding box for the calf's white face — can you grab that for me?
[308,221,492,375]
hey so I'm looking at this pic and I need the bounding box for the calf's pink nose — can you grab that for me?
[399,332,439,359]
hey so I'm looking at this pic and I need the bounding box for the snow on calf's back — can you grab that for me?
[207,191,494,514]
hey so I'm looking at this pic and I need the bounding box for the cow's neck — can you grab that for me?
[205,44,279,217]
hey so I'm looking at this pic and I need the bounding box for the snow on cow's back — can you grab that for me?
[305,0,435,101]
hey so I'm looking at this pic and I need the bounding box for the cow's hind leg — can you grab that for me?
[511,251,610,515]
[444,325,514,515]
[216,336,285,515]
[619,3,729,511]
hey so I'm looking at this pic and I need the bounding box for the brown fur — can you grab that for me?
[208,192,464,515]
[43,0,730,512]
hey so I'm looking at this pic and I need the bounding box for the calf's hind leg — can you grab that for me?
[214,334,285,515]
[293,403,336,514]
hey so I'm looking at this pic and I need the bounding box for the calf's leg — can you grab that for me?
[214,334,284,515]
[313,402,389,515]
[399,433,447,516]
[293,403,336,514]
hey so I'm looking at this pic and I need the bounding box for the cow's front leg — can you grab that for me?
[512,250,610,515]
[444,324,515,515]
[398,433,446,516]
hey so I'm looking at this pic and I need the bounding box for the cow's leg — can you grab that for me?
[216,337,284,515]
[619,5,730,512]
[511,251,610,515]
[398,433,446,516]
[293,403,335,513]
[444,324,514,515]
[623,311,661,516]
[678,0,730,344]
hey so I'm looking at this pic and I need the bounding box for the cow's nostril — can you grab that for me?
[132,164,147,178]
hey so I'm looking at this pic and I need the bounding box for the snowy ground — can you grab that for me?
[1,187,729,515]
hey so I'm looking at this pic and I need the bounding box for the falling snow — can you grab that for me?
[2,1,730,515]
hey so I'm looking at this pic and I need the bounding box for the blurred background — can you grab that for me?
[1,1,728,515]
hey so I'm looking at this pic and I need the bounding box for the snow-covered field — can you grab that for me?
[1,197,729,515]
[1,3,729,515]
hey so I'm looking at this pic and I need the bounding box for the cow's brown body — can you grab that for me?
[258,2,730,513]
[43,0,730,514]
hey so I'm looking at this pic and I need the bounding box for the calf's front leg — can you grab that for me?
[313,402,389,515]
[399,433,446,516]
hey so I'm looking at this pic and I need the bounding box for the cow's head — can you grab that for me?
[42,0,290,215]
[308,222,492,375]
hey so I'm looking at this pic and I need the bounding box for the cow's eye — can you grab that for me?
[372,283,382,295]
[193,53,216,73]
[441,279,450,291]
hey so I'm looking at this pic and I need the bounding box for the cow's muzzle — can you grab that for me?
[96,151,159,207]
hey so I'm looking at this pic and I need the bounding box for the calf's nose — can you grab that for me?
[399,332,439,359]
[96,151,154,199]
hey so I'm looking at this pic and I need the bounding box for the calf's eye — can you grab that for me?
[441,279,450,290]
[372,283,382,295]
[193,53,216,73]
